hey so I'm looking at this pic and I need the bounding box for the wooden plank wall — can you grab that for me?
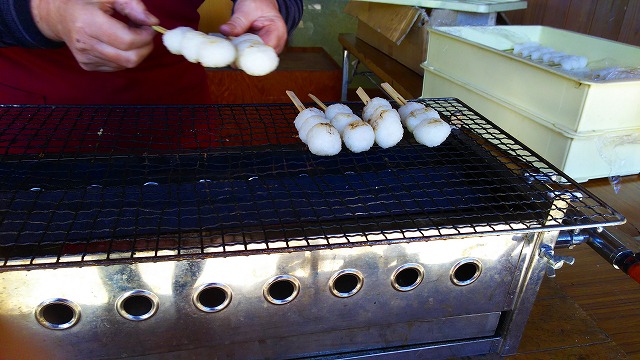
[504,0,640,46]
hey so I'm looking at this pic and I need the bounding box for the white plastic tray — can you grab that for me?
[352,0,527,13]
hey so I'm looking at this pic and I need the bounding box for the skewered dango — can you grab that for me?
[161,27,236,68]
[381,82,451,147]
[357,89,403,149]
[306,123,342,156]
[159,26,279,76]
[308,94,374,153]
[324,103,353,121]
[231,33,279,76]
[287,91,342,156]
[341,120,375,153]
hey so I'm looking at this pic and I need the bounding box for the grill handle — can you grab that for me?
[584,227,640,285]
[556,228,640,285]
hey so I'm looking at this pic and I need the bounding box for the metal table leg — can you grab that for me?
[341,48,350,102]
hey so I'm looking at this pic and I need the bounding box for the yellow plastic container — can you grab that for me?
[425,26,640,134]
[422,65,640,183]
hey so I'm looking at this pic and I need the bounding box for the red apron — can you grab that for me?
[0,0,211,104]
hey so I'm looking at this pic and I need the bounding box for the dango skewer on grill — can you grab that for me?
[308,94,374,154]
[380,83,451,147]
[286,91,341,156]
[356,88,403,149]
[308,93,354,122]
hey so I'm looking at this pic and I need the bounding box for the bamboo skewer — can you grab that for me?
[381,83,407,106]
[152,25,168,34]
[307,94,327,111]
[286,90,306,112]
[355,87,371,105]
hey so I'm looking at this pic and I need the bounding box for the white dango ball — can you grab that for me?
[325,103,353,121]
[181,31,209,63]
[342,120,375,153]
[231,33,262,47]
[331,113,361,135]
[404,107,440,133]
[362,97,392,121]
[162,27,193,55]
[298,115,326,144]
[236,45,279,76]
[307,123,342,156]
[397,101,425,120]
[368,108,404,149]
[294,107,324,132]
[198,36,237,68]
[232,33,279,76]
[413,118,452,147]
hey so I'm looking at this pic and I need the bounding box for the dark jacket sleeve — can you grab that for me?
[0,0,63,48]
[275,0,303,36]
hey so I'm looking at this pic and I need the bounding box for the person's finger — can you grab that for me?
[219,15,250,37]
[113,0,159,25]
[68,14,155,69]
[249,17,286,52]
[90,37,155,68]
[89,13,156,51]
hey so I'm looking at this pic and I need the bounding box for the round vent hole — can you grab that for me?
[116,290,159,321]
[42,303,74,326]
[329,270,364,298]
[199,287,227,308]
[263,275,300,305]
[396,268,420,288]
[451,259,482,286]
[334,273,359,294]
[35,299,81,330]
[194,284,232,312]
[269,279,295,301]
[122,295,153,317]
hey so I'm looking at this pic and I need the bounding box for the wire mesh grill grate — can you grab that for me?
[0,99,624,267]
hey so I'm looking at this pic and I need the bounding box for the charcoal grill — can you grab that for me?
[0,99,625,359]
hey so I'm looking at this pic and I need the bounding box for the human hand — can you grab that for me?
[30,0,159,71]
[219,0,288,53]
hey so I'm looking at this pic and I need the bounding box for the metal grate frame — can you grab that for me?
[0,99,625,268]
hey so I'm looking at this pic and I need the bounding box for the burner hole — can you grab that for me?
[392,264,424,292]
[263,275,300,305]
[329,270,363,298]
[123,295,152,316]
[35,299,81,330]
[451,259,482,286]
[116,290,159,321]
[193,283,232,313]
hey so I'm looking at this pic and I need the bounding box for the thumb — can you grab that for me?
[219,15,250,37]
[114,0,159,25]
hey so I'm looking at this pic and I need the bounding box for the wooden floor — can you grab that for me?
[513,175,640,359]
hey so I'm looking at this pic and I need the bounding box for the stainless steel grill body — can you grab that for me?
[2,234,524,359]
[0,100,624,359]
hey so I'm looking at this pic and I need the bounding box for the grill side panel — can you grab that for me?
[1,234,522,359]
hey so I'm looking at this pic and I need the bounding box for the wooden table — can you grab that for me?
[207,47,342,104]
[339,33,424,101]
